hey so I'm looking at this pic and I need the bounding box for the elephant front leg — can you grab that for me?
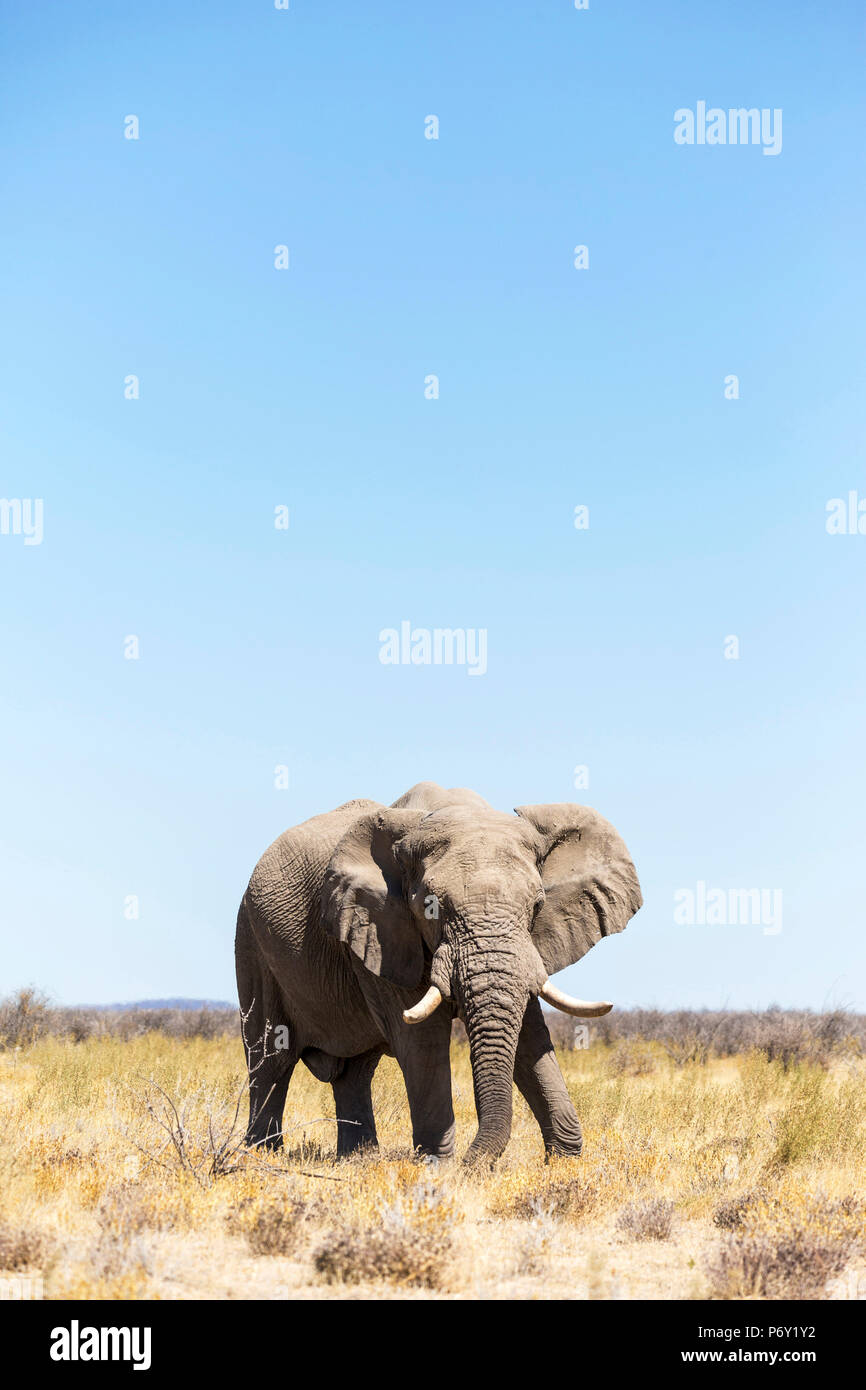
[395,1011,456,1159]
[514,997,583,1158]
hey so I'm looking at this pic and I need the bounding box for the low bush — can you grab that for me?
[615,1197,675,1242]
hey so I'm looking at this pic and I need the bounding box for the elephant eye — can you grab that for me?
[533,892,545,916]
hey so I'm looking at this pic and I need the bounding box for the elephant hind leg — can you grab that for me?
[236,907,297,1151]
[331,1047,385,1157]
[395,1012,456,1159]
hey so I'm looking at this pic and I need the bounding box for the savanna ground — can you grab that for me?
[1,991,865,1301]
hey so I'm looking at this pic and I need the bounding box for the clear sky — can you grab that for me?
[1,2,864,1009]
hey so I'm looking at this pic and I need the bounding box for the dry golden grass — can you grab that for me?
[1,1033,864,1300]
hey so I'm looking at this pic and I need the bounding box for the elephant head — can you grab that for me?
[320,795,641,1162]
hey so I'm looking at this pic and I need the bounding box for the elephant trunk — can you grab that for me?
[463,1009,522,1162]
[454,933,531,1164]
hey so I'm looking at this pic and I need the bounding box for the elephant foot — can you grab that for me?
[245,1130,283,1153]
[336,1121,379,1159]
[412,1118,456,1162]
[545,1140,583,1161]
[543,1119,583,1160]
[415,1151,456,1169]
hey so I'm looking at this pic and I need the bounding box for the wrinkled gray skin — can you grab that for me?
[235,782,642,1165]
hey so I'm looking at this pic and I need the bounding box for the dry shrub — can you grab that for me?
[713,1188,772,1231]
[313,1223,446,1288]
[5,994,863,1059]
[127,1078,251,1187]
[661,1035,712,1068]
[495,1175,601,1223]
[555,1007,864,1065]
[605,1042,656,1077]
[0,1218,50,1271]
[313,1182,455,1289]
[615,1197,675,1242]
[708,1231,847,1301]
[226,1194,311,1257]
[706,1192,864,1300]
[97,1181,192,1237]
[60,1006,236,1043]
[0,988,51,1049]
[750,1010,855,1070]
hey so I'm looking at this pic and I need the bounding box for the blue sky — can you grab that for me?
[1,2,864,1008]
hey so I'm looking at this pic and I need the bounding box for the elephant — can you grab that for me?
[235,781,642,1165]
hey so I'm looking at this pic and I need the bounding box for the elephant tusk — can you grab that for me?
[539,981,613,1018]
[403,986,443,1024]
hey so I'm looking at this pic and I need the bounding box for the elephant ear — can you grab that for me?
[320,809,425,988]
[515,804,642,976]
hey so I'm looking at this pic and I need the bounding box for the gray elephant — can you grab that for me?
[235,782,642,1164]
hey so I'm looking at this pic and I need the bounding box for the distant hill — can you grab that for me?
[83,998,235,1012]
